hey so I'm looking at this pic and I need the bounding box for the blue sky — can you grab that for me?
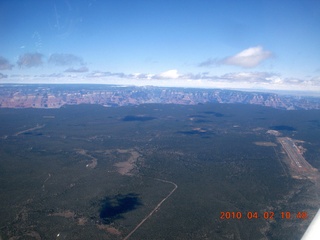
[1,0,319,93]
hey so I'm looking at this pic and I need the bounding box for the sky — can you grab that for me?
[0,0,320,93]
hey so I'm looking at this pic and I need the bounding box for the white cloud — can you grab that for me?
[221,72,277,83]
[222,46,272,68]
[131,73,154,79]
[155,69,180,79]
[265,75,283,84]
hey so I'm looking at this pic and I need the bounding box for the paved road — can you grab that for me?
[123,178,178,240]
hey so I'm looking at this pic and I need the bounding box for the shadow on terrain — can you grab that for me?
[100,193,142,223]
[203,111,224,117]
[122,115,156,121]
[270,125,296,131]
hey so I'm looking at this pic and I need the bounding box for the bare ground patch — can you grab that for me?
[25,231,41,240]
[97,225,121,236]
[49,210,75,218]
[113,149,141,176]
[77,217,87,226]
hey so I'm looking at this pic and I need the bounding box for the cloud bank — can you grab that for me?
[4,67,320,93]
[83,69,318,89]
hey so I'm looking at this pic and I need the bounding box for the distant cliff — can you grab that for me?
[0,84,319,110]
